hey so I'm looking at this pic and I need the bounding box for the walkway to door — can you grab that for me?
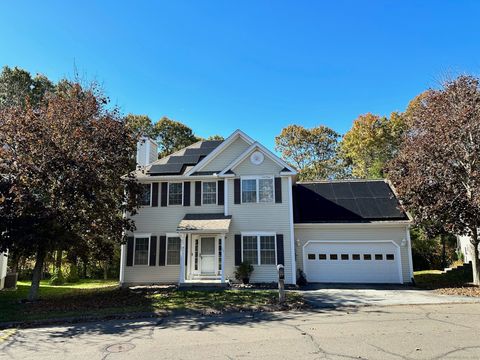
[176,213,232,284]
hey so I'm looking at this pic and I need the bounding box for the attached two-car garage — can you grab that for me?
[293,180,413,285]
[303,241,402,283]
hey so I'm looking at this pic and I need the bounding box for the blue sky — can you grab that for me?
[1,1,479,149]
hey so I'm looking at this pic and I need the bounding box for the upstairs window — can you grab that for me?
[168,182,183,205]
[202,181,217,205]
[241,176,274,203]
[138,184,151,206]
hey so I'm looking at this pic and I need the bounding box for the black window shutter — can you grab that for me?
[275,177,282,203]
[126,236,134,266]
[160,182,168,207]
[149,236,157,266]
[217,180,224,205]
[159,236,166,266]
[195,181,202,206]
[183,181,191,206]
[235,234,242,266]
[152,183,159,207]
[234,179,241,204]
[185,235,189,266]
[276,234,284,265]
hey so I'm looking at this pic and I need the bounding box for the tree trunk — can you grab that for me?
[55,250,63,271]
[28,247,46,301]
[441,235,447,269]
[471,228,480,286]
[103,261,108,280]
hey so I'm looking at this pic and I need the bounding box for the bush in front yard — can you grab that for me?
[66,264,80,283]
[49,268,65,285]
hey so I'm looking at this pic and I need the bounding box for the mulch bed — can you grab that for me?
[434,286,480,297]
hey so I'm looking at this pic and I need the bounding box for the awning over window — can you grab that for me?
[177,213,232,233]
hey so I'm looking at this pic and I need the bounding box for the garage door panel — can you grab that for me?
[304,241,401,284]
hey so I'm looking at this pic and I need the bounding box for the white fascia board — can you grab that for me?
[219,142,297,176]
[135,175,218,182]
[184,130,255,176]
[294,221,411,228]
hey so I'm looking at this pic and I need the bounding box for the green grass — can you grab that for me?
[0,280,304,324]
[414,268,473,289]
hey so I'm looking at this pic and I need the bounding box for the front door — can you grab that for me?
[200,237,216,274]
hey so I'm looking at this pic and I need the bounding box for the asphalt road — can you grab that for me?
[1,303,480,360]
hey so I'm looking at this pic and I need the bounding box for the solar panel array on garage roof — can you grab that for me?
[293,180,408,223]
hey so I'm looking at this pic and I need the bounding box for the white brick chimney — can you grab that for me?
[136,136,158,167]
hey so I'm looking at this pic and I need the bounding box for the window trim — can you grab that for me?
[133,233,151,266]
[240,175,275,204]
[201,180,218,205]
[167,182,184,206]
[139,183,152,207]
[165,233,181,266]
[240,232,277,265]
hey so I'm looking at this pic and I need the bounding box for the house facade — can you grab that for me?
[120,130,413,286]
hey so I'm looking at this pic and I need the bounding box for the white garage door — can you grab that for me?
[304,241,401,283]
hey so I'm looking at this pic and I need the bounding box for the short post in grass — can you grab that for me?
[277,264,285,304]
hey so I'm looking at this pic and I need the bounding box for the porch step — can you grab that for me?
[179,280,230,290]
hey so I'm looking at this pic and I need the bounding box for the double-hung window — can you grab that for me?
[168,182,183,205]
[242,234,276,265]
[134,236,149,265]
[202,181,217,205]
[166,236,181,265]
[138,184,151,206]
[241,176,274,203]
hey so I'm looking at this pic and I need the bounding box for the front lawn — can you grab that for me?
[414,267,480,297]
[0,280,305,324]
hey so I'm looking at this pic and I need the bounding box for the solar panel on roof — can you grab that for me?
[331,183,354,198]
[367,182,391,197]
[148,163,184,174]
[293,181,408,223]
[167,155,201,164]
[349,182,374,198]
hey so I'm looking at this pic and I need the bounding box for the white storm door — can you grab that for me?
[200,237,216,274]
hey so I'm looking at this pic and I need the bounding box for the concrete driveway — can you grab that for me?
[299,284,480,308]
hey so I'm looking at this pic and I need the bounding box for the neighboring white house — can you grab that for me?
[120,129,413,286]
[0,251,8,290]
[457,235,479,263]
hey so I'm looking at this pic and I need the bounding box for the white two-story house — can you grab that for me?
[120,130,413,286]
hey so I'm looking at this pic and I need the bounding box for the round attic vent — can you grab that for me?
[250,151,264,165]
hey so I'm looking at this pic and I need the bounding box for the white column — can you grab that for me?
[221,234,226,283]
[224,179,229,216]
[186,234,191,280]
[119,244,125,285]
[179,234,186,284]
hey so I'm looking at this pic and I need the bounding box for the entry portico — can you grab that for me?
[176,213,231,284]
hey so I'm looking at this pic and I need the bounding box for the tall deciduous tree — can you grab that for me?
[0,82,140,300]
[275,125,342,180]
[0,66,54,109]
[154,116,199,157]
[340,112,407,179]
[125,114,156,139]
[387,75,480,285]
